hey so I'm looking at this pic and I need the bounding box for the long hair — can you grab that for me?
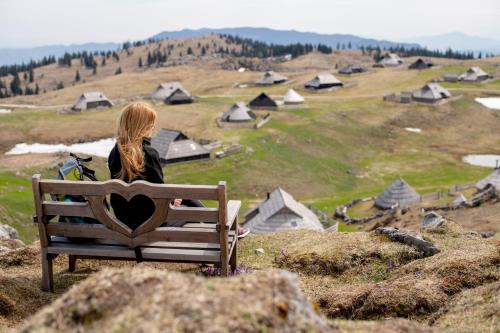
[116,102,157,181]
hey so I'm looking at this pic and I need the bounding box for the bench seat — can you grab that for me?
[49,235,236,263]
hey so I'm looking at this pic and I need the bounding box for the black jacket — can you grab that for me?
[108,138,164,230]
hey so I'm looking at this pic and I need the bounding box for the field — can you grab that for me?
[1,48,500,243]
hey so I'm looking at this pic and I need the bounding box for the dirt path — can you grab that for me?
[0,103,68,109]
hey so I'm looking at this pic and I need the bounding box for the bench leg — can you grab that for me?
[41,248,54,292]
[229,241,237,273]
[68,255,77,272]
[221,259,229,277]
[229,216,238,273]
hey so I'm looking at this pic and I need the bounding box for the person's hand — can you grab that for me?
[173,199,182,207]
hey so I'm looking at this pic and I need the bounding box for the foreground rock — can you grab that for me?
[375,227,440,256]
[0,224,24,253]
[20,268,331,333]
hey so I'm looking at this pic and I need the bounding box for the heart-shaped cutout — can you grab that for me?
[110,193,156,231]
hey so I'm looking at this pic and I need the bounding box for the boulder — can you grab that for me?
[0,224,18,240]
[421,211,447,229]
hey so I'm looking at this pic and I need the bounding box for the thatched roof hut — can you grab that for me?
[71,92,113,111]
[409,58,434,70]
[459,67,490,82]
[249,92,280,109]
[255,71,288,86]
[151,128,210,164]
[412,83,451,103]
[305,74,343,90]
[244,187,324,233]
[476,168,500,192]
[374,178,420,210]
[283,89,304,105]
[221,102,256,122]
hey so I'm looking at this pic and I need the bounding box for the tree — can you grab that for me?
[23,72,28,81]
[187,47,193,55]
[115,67,122,75]
[101,57,106,66]
[56,81,64,90]
[348,41,352,49]
[138,57,143,67]
[35,83,39,94]
[92,66,97,75]
[75,70,80,82]
[29,67,34,83]
[10,72,22,95]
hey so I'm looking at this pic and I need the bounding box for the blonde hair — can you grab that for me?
[116,102,157,181]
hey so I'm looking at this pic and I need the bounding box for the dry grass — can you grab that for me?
[19,268,331,333]
[433,281,499,333]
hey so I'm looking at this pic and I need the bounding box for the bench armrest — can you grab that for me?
[226,200,241,231]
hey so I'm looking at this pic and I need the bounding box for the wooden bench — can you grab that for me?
[31,174,241,291]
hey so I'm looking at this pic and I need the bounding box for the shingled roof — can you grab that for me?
[476,168,500,192]
[305,73,343,90]
[377,53,404,67]
[409,58,434,70]
[221,102,256,122]
[412,83,451,103]
[72,92,113,111]
[151,82,193,104]
[150,128,209,164]
[244,187,324,233]
[338,64,368,75]
[374,178,421,210]
[249,92,280,109]
[459,67,489,82]
[255,71,288,86]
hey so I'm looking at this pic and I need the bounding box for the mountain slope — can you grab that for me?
[402,32,500,54]
[152,27,420,49]
[0,42,120,66]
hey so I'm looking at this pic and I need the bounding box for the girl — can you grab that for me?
[108,102,177,230]
[108,102,249,238]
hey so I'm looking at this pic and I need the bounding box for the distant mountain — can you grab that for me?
[401,32,500,55]
[0,42,120,66]
[152,27,420,50]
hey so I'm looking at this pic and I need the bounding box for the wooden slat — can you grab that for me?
[183,223,217,229]
[132,227,219,246]
[47,242,221,262]
[50,236,234,251]
[39,179,219,200]
[45,223,220,245]
[43,201,94,218]
[166,207,219,223]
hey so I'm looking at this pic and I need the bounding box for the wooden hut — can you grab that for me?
[305,74,343,90]
[244,187,324,233]
[459,67,490,82]
[412,83,451,103]
[409,58,434,70]
[255,71,288,86]
[151,128,210,164]
[338,64,368,75]
[283,89,305,105]
[71,92,113,111]
[476,168,500,192]
[221,102,256,122]
[375,53,404,67]
[249,92,280,109]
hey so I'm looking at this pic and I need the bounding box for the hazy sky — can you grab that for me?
[1,0,499,48]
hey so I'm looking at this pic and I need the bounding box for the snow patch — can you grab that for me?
[5,138,115,158]
[0,109,12,114]
[475,97,500,110]
[462,154,500,168]
[405,127,422,133]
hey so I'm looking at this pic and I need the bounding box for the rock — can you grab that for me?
[479,231,495,238]
[421,211,447,229]
[20,268,331,333]
[255,247,265,254]
[375,227,440,257]
[0,224,18,240]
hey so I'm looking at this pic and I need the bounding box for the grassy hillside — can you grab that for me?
[0,46,499,242]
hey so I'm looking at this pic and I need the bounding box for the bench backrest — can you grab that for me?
[32,174,228,249]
